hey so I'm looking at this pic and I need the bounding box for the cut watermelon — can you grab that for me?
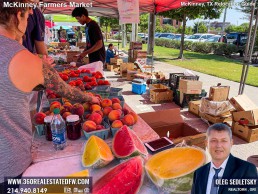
[112,125,148,159]
[93,156,144,194]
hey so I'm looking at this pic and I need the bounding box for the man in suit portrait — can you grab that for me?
[191,123,257,194]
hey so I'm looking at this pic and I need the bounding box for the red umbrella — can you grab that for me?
[45,20,55,28]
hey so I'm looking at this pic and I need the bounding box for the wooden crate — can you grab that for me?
[199,112,232,124]
[150,89,173,104]
[232,122,258,143]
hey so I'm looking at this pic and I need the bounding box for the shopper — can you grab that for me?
[191,123,257,194]
[106,43,118,64]
[0,1,99,192]
[72,7,105,64]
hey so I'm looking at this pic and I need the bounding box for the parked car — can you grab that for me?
[138,33,148,43]
[205,35,227,43]
[184,33,214,42]
[156,33,175,39]
[226,32,248,56]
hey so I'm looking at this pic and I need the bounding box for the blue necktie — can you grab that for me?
[210,167,222,194]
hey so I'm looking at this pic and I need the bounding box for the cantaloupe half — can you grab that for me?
[82,135,114,168]
[145,147,206,193]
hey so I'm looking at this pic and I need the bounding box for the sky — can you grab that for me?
[186,0,250,27]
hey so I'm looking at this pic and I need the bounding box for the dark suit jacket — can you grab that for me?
[191,154,258,194]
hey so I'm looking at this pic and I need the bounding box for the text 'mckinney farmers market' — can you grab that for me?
[3,2,93,9]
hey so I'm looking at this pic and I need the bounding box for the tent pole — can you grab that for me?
[238,0,257,94]
[240,9,258,94]
[147,13,156,74]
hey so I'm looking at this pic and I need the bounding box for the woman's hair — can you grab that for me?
[0,0,30,29]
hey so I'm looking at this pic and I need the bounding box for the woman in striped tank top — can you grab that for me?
[0,0,100,192]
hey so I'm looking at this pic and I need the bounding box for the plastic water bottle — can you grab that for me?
[51,108,66,150]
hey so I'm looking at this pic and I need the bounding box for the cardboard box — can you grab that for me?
[232,109,258,126]
[120,63,135,77]
[200,97,234,116]
[107,64,119,72]
[138,109,206,149]
[133,50,147,58]
[76,42,86,48]
[127,69,139,81]
[189,100,201,116]
[149,84,169,90]
[130,42,142,50]
[66,51,80,63]
[199,112,232,124]
[110,58,123,65]
[150,89,173,104]
[229,94,258,111]
[209,86,230,101]
[83,57,89,64]
[179,80,202,94]
[232,122,258,143]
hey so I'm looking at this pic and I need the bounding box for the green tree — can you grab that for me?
[239,0,257,15]
[193,21,208,33]
[99,17,119,41]
[225,24,248,33]
[159,0,230,59]
[162,24,176,33]
[177,26,193,35]
[139,14,149,33]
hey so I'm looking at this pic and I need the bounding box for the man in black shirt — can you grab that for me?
[72,7,105,64]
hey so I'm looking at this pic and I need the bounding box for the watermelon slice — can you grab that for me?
[112,125,148,159]
[93,156,144,194]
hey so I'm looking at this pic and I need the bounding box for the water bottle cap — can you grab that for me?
[44,115,54,123]
[66,115,80,122]
[53,108,60,114]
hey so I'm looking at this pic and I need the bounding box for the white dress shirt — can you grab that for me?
[206,156,229,194]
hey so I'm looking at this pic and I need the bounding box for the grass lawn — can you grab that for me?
[104,40,258,87]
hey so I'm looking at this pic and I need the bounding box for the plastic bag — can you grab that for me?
[183,69,196,76]
[78,61,104,74]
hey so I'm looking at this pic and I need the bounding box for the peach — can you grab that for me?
[91,104,101,112]
[111,120,123,128]
[101,99,112,108]
[108,110,121,122]
[50,101,61,112]
[129,111,138,124]
[103,107,113,116]
[82,102,91,112]
[62,112,72,120]
[63,101,72,107]
[60,105,71,115]
[111,98,121,104]
[84,113,91,120]
[71,103,84,117]
[89,112,102,125]
[122,114,135,126]
[112,103,122,110]
[122,108,130,115]
[33,112,46,125]
[82,120,97,132]
[93,110,103,117]
[96,125,105,130]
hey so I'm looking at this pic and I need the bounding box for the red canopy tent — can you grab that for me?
[42,0,210,16]
[45,20,55,28]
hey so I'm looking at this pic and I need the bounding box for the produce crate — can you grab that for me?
[109,96,125,107]
[92,86,111,98]
[174,90,201,108]
[83,121,110,140]
[54,65,65,72]
[110,87,123,96]
[132,82,146,94]
[35,124,45,136]
[111,125,133,137]
[80,73,92,77]
[169,73,199,90]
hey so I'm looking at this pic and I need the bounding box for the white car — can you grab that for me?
[185,33,214,42]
